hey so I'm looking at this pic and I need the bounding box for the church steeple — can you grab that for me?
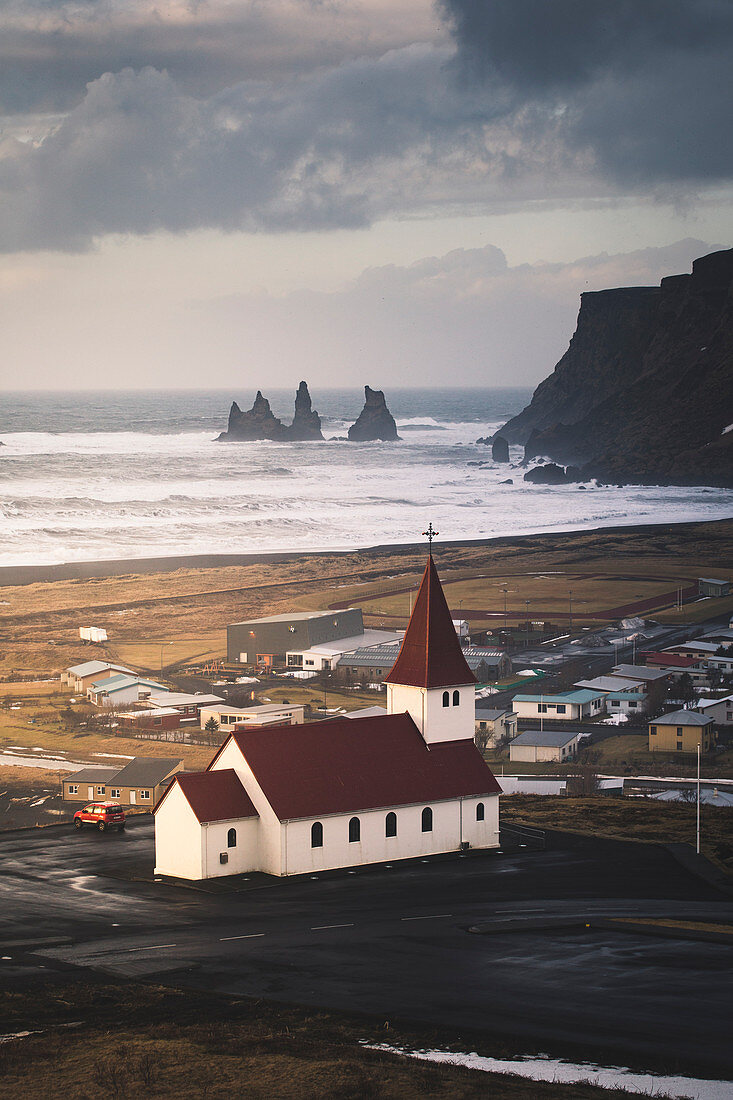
[384,555,475,690]
[385,547,475,745]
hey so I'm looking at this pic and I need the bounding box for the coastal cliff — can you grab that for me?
[499,247,733,487]
[218,382,323,442]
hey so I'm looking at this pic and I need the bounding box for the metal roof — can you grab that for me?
[474,706,512,721]
[66,767,120,785]
[89,674,166,694]
[67,660,131,678]
[653,709,713,726]
[229,610,357,625]
[514,689,601,704]
[338,645,400,668]
[575,676,643,692]
[111,757,183,787]
[511,730,578,748]
[611,664,670,681]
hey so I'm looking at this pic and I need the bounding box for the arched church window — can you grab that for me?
[476,802,485,821]
[311,821,323,848]
[442,691,450,708]
[385,811,397,837]
[452,689,460,706]
[421,807,433,833]
[227,827,237,848]
[349,816,361,843]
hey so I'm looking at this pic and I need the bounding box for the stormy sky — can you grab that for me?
[1,0,731,389]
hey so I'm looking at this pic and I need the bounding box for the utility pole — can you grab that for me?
[568,590,573,636]
[502,588,508,629]
[696,742,701,855]
[525,600,530,648]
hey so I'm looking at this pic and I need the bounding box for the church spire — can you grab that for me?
[384,553,475,690]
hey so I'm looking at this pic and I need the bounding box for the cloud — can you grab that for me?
[440,0,733,186]
[0,1,730,253]
[189,238,715,389]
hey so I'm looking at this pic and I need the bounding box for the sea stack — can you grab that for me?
[217,392,285,441]
[286,381,323,441]
[491,435,510,463]
[347,386,400,442]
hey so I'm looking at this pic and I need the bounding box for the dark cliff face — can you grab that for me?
[347,386,400,442]
[499,247,733,487]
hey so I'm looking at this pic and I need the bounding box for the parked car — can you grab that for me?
[73,802,125,832]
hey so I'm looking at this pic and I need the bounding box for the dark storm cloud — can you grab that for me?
[440,0,733,183]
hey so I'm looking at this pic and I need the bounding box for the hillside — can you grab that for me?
[500,248,733,487]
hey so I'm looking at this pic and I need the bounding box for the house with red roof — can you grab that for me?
[154,554,501,879]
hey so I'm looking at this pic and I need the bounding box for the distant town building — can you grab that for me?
[227,609,364,666]
[63,757,183,807]
[198,703,305,730]
[61,660,133,694]
[695,694,733,725]
[474,705,518,747]
[648,710,715,754]
[87,674,166,707]
[513,690,605,721]
[509,730,579,763]
[698,577,731,598]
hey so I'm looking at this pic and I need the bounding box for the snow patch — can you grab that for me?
[361,1043,733,1099]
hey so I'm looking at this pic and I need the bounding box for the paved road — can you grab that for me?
[1,821,731,1074]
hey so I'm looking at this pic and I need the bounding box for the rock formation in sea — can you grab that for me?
[491,435,510,463]
[523,463,578,485]
[499,247,733,488]
[217,382,323,441]
[217,391,285,441]
[347,386,400,442]
[288,380,324,440]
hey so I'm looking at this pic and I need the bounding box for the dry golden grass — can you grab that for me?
[614,917,733,934]
[0,979,663,1100]
[3,519,731,681]
[501,794,733,870]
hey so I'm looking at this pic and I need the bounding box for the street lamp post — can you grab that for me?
[697,742,701,856]
[525,600,530,647]
[568,590,573,636]
[502,588,508,630]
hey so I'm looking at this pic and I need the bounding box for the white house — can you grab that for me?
[154,554,501,880]
[198,702,305,730]
[606,691,647,715]
[696,695,733,725]
[509,730,579,763]
[291,628,402,671]
[87,674,166,707]
[512,689,605,721]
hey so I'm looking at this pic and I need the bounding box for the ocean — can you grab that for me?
[1,388,732,568]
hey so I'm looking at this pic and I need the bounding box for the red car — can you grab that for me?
[73,802,126,832]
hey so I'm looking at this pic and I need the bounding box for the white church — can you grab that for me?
[154,554,501,879]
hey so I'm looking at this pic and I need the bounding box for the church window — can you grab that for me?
[421,807,433,833]
[452,690,460,706]
[227,828,237,848]
[349,816,361,843]
[476,803,485,821]
[442,691,449,708]
[311,821,323,848]
[385,811,397,838]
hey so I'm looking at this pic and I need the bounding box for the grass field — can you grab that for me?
[501,794,733,870]
[0,979,687,1099]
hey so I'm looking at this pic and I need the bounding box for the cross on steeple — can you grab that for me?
[422,523,439,551]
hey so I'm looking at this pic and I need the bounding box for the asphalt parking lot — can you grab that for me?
[1,819,731,1075]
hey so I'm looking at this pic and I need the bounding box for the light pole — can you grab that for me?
[696,742,701,856]
[568,590,573,636]
[502,588,508,630]
[525,600,530,647]
[159,642,173,674]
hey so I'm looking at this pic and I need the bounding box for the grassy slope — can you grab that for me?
[501,795,733,870]
[0,979,679,1099]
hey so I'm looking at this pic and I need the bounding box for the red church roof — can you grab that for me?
[225,713,500,821]
[155,768,258,824]
[384,555,475,689]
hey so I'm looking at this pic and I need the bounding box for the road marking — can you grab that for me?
[310,923,354,931]
[219,934,265,941]
[401,914,452,922]
[130,943,177,952]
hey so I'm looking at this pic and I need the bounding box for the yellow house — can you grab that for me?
[648,709,715,754]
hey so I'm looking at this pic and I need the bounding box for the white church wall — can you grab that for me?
[387,684,475,744]
[211,737,284,874]
[202,818,260,878]
[281,795,499,876]
[154,783,205,880]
